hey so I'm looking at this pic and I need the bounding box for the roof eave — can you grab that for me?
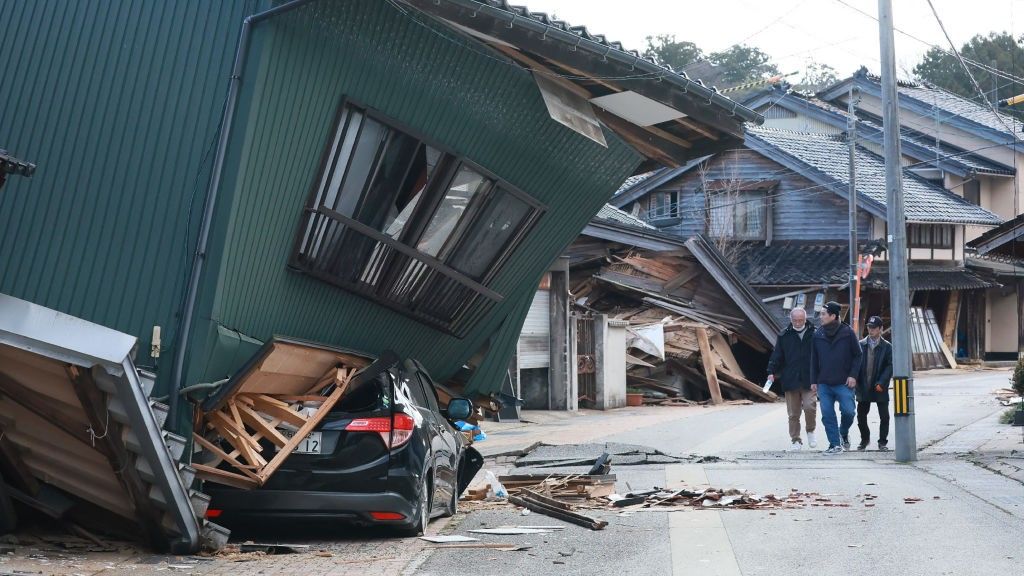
[403,0,764,138]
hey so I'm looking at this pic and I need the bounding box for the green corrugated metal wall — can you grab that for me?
[187,0,642,394]
[0,0,258,392]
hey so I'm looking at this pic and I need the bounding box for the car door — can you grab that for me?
[407,364,458,514]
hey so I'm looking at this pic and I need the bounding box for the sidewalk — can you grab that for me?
[476,404,739,457]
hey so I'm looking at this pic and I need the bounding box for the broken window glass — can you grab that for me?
[293,101,542,334]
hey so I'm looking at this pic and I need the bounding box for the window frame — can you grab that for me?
[290,97,547,334]
[907,224,954,249]
[704,185,768,241]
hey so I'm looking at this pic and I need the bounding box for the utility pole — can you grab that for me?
[878,0,917,462]
[848,87,860,332]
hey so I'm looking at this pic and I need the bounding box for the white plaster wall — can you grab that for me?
[987,289,1019,354]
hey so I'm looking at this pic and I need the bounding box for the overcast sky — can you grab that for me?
[524,0,1024,83]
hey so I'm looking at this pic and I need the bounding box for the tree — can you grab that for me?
[795,61,839,93]
[707,44,779,84]
[913,32,1024,112]
[643,34,703,70]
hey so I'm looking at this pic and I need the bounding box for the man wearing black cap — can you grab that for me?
[810,301,862,454]
[856,316,892,450]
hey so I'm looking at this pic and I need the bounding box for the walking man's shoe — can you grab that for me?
[823,445,845,455]
[841,435,851,451]
[807,431,817,448]
[857,441,868,451]
[877,441,889,451]
[789,441,803,451]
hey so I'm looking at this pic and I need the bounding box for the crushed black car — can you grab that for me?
[201,344,483,536]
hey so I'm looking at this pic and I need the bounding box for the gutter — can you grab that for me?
[170,0,318,429]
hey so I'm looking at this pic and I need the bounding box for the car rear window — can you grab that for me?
[333,371,393,413]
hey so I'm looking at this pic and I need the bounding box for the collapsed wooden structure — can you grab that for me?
[193,338,372,490]
[569,224,781,404]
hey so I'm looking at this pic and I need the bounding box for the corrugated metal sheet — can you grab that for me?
[518,289,551,369]
[187,0,642,395]
[0,0,258,391]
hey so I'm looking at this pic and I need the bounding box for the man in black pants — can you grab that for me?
[857,316,893,451]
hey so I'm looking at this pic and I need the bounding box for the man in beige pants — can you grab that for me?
[766,308,817,450]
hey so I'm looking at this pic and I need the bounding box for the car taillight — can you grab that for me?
[345,413,415,449]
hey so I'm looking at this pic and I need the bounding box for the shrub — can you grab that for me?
[1013,357,1024,397]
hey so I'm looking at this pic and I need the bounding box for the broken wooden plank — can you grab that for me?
[245,394,307,428]
[715,367,779,402]
[193,463,260,490]
[234,403,289,448]
[710,333,743,375]
[255,371,353,483]
[695,327,724,405]
[192,434,261,480]
[508,493,607,530]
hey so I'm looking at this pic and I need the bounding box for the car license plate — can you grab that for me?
[279,430,322,454]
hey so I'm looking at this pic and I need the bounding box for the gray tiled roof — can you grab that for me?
[615,171,659,196]
[896,82,1019,138]
[852,71,1020,139]
[734,242,849,285]
[595,204,655,229]
[746,127,1004,226]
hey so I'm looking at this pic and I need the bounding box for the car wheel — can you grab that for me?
[399,473,431,537]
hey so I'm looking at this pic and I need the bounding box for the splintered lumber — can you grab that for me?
[626,375,679,397]
[508,491,608,530]
[195,360,362,489]
[715,367,779,402]
[695,327,724,405]
[710,333,743,375]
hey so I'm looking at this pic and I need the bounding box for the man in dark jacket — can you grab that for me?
[856,316,893,451]
[810,301,862,454]
[766,308,817,451]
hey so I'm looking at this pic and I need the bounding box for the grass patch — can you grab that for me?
[999,407,1022,424]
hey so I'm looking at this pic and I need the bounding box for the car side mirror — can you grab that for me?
[447,398,472,421]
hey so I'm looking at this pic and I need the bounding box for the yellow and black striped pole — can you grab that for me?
[892,376,912,415]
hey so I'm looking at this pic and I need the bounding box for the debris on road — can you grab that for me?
[468,527,557,535]
[420,535,480,543]
[507,489,609,530]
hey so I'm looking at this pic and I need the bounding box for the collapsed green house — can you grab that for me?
[0,0,760,436]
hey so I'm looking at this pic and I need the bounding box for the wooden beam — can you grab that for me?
[715,367,779,402]
[246,395,307,428]
[694,327,724,405]
[193,463,259,490]
[942,291,960,348]
[256,372,354,483]
[192,434,261,480]
[594,109,685,167]
[709,333,743,375]
[66,366,165,551]
[676,117,719,140]
[663,268,702,293]
[234,403,289,449]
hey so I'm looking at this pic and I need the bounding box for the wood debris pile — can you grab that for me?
[572,252,778,404]
[610,487,845,511]
[192,340,374,489]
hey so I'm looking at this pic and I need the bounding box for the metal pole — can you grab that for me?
[878,0,917,461]
[169,0,316,432]
[848,87,859,332]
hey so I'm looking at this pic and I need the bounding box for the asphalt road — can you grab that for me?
[413,370,1023,576]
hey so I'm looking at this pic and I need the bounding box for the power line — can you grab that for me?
[924,0,1024,142]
